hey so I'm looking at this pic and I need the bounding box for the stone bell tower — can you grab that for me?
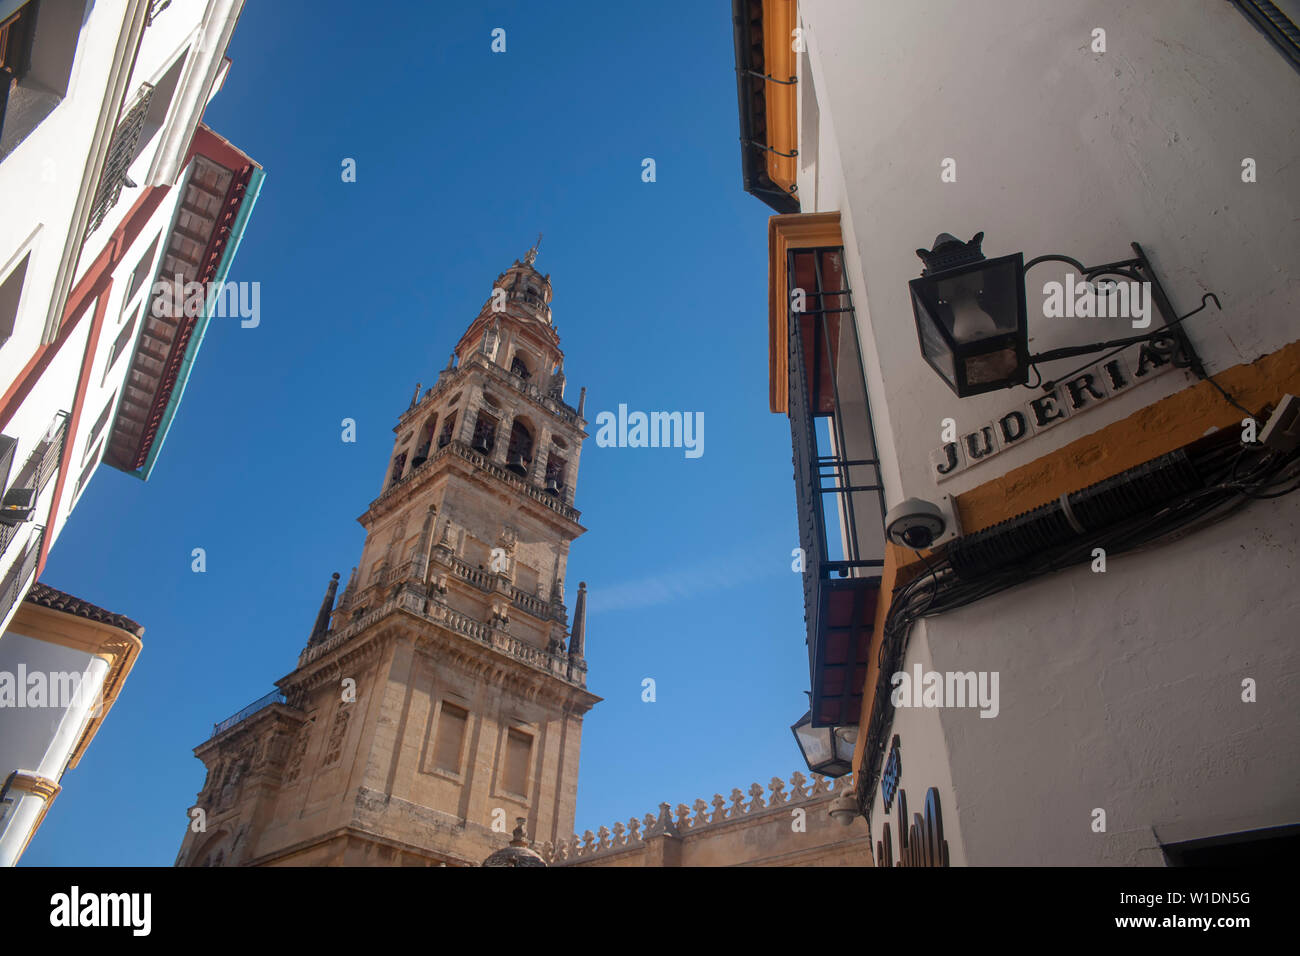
[174,243,600,867]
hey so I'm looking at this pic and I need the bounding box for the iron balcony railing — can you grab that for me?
[786,245,887,728]
[86,82,154,236]
[0,524,44,628]
[211,689,287,738]
[0,412,68,560]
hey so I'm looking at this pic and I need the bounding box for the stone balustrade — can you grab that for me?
[297,592,581,685]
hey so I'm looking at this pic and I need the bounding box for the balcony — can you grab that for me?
[86,82,154,236]
[298,594,580,686]
[210,689,288,739]
[785,246,886,728]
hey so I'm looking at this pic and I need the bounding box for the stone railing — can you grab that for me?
[297,593,580,685]
[447,554,492,591]
[541,771,855,864]
[443,554,558,623]
[509,585,551,620]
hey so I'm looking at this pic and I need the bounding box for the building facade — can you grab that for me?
[733,0,1300,864]
[0,0,262,635]
[174,249,602,867]
[0,0,260,864]
[0,583,142,865]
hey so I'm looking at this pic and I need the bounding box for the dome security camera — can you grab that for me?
[885,498,947,549]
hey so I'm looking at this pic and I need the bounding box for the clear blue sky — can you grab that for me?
[26,0,809,865]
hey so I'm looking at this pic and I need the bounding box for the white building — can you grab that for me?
[0,0,261,633]
[0,0,261,863]
[734,0,1300,864]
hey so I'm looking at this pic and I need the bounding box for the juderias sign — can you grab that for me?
[930,338,1178,482]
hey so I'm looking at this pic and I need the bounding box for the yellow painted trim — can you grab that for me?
[955,337,1300,534]
[8,771,61,860]
[767,212,842,413]
[761,0,799,196]
[8,771,60,800]
[5,602,142,769]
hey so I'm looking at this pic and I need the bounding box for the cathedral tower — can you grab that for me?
[175,245,599,866]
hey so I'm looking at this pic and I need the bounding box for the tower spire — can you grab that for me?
[569,581,587,660]
[524,232,542,266]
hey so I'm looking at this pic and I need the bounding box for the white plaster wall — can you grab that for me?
[926,491,1300,865]
[799,0,1300,506]
[866,623,968,867]
[796,0,1300,864]
[0,0,127,381]
[55,181,185,535]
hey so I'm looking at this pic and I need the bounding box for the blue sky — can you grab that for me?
[25,0,809,864]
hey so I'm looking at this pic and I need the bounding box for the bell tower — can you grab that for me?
[175,245,600,867]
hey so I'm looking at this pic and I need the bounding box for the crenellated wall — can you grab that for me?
[541,771,870,867]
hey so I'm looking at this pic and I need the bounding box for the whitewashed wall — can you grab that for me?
[797,0,1300,864]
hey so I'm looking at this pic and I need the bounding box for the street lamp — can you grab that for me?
[909,232,1209,398]
[791,709,856,778]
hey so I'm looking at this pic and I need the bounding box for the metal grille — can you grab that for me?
[786,246,888,726]
[0,524,44,627]
[212,689,287,738]
[786,247,887,580]
[86,82,155,236]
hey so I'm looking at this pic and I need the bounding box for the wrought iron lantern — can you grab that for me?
[909,232,1209,397]
[909,232,1029,397]
[791,708,856,778]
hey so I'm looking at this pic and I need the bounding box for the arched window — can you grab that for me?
[389,452,407,485]
[506,420,534,475]
[510,354,531,381]
[471,411,499,455]
[437,411,457,448]
[545,453,567,494]
[413,414,438,466]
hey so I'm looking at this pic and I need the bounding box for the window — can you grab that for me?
[122,235,160,317]
[0,249,29,346]
[437,411,457,448]
[470,411,498,455]
[502,728,532,796]
[130,50,187,168]
[102,314,137,385]
[432,703,468,774]
[82,393,116,466]
[388,451,407,486]
[412,414,437,465]
[545,453,567,494]
[0,1,38,143]
[510,355,531,380]
[505,420,533,474]
[72,442,100,502]
[1,0,82,160]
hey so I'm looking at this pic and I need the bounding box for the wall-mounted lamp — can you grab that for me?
[791,708,857,778]
[909,232,1210,398]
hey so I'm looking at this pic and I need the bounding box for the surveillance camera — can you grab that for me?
[885,498,947,549]
[828,793,860,827]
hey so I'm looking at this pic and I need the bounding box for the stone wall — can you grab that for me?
[550,771,870,867]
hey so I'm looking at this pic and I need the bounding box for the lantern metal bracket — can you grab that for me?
[1022,242,1212,390]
